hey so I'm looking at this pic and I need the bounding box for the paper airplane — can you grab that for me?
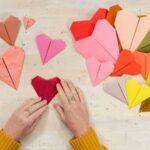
[36,34,66,64]
[70,8,108,41]
[76,19,119,64]
[0,46,25,89]
[115,9,150,51]
[0,16,21,45]
[23,16,36,30]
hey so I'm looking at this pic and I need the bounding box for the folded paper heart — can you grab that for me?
[86,57,114,86]
[139,98,150,112]
[0,46,25,89]
[138,31,150,52]
[0,16,21,45]
[70,8,108,41]
[111,50,141,76]
[36,34,66,64]
[126,78,150,108]
[133,51,150,79]
[31,76,61,104]
[23,16,36,30]
[76,19,119,64]
[115,9,150,51]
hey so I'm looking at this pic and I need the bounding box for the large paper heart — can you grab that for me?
[115,9,150,51]
[111,50,141,76]
[76,19,119,64]
[0,46,25,89]
[36,34,66,64]
[23,16,36,30]
[70,8,108,41]
[133,51,150,79]
[86,57,114,86]
[0,16,21,45]
[31,76,61,104]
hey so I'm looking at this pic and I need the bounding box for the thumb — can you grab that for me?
[53,104,65,121]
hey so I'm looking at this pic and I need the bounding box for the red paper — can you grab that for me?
[70,8,108,41]
[111,50,141,76]
[31,76,61,104]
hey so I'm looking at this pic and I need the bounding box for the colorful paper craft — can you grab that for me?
[139,98,150,112]
[0,46,24,89]
[76,19,119,64]
[0,16,21,45]
[115,9,150,51]
[112,50,141,76]
[23,16,36,30]
[126,78,150,108]
[86,57,114,86]
[133,51,150,79]
[31,76,61,104]
[36,34,66,65]
[138,31,150,52]
[70,8,108,41]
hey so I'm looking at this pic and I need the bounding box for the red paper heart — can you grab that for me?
[111,50,141,76]
[31,76,61,104]
[70,8,108,41]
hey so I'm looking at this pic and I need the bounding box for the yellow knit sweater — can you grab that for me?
[0,128,107,150]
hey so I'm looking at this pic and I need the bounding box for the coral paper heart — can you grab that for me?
[112,50,141,76]
[86,57,114,86]
[70,8,108,41]
[0,16,21,45]
[36,34,66,64]
[23,16,36,30]
[0,46,25,89]
[31,76,61,104]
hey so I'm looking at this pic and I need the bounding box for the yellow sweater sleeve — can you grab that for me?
[0,130,20,150]
[70,128,108,150]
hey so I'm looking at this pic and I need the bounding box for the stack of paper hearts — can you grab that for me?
[70,5,150,112]
[0,16,25,90]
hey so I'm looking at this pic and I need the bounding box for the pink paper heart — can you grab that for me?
[36,34,66,64]
[86,57,114,86]
[23,16,36,30]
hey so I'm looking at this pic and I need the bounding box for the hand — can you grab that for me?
[3,97,48,141]
[54,80,90,137]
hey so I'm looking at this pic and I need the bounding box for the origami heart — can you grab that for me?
[0,46,25,89]
[0,16,21,45]
[86,57,114,86]
[76,19,119,64]
[139,98,150,112]
[31,76,61,104]
[138,31,150,52]
[23,16,36,30]
[133,51,150,79]
[111,50,141,76]
[36,34,66,64]
[70,8,108,41]
[115,9,150,51]
[126,78,150,108]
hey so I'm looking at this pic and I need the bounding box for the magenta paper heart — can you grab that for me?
[36,34,66,64]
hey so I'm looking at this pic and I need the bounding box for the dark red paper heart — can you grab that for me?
[31,76,61,104]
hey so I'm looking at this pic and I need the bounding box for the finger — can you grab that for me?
[27,100,47,115]
[53,104,65,121]
[61,80,73,101]
[67,81,80,102]
[56,83,69,107]
[29,105,48,124]
[76,87,85,103]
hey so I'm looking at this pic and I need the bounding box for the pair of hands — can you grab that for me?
[3,80,90,141]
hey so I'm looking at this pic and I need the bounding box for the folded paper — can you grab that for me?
[76,19,119,64]
[0,46,25,89]
[36,34,66,64]
[139,98,150,112]
[112,50,141,76]
[0,16,21,45]
[31,76,61,104]
[70,8,108,41]
[23,16,36,30]
[115,9,150,51]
